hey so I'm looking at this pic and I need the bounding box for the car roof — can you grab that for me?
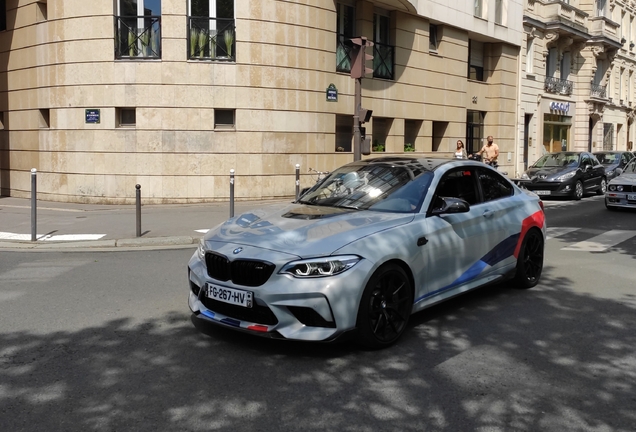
[352,156,457,172]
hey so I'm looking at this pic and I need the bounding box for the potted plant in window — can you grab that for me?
[209,30,217,59]
[224,29,234,59]
[198,30,207,58]
[372,140,385,152]
[190,28,198,58]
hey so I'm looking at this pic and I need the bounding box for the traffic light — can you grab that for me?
[349,37,374,79]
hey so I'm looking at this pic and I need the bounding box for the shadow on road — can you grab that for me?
[1,265,635,431]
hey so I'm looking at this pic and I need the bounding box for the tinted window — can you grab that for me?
[625,159,636,174]
[478,168,514,202]
[621,153,630,165]
[434,169,478,205]
[581,155,592,166]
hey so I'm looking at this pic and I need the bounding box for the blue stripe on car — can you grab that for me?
[415,233,520,303]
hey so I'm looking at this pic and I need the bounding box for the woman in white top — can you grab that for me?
[454,140,468,159]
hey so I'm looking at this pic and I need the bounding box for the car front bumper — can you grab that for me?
[187,249,375,342]
[605,192,636,208]
[518,179,576,198]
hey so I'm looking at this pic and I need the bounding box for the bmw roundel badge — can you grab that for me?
[233,247,243,254]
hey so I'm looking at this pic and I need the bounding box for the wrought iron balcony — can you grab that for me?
[544,76,573,95]
[336,35,353,73]
[337,36,395,80]
[373,42,394,80]
[115,16,161,59]
[188,17,235,61]
[590,83,607,99]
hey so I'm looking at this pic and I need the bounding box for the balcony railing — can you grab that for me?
[336,35,353,73]
[590,83,607,99]
[373,42,394,80]
[544,76,573,95]
[115,16,161,59]
[337,36,394,79]
[188,17,235,61]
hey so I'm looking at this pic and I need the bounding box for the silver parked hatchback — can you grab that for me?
[188,157,546,348]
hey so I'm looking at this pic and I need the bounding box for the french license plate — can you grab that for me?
[628,194,636,201]
[534,190,551,196]
[206,284,253,308]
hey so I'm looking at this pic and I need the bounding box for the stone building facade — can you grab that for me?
[519,0,634,174]
[1,0,522,204]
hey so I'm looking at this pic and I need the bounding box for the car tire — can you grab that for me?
[514,228,544,289]
[356,264,413,349]
[596,177,607,195]
[573,180,583,200]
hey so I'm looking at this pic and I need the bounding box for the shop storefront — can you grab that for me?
[542,101,574,153]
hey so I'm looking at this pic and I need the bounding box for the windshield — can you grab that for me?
[298,163,434,212]
[624,159,636,174]
[595,152,619,165]
[532,153,580,168]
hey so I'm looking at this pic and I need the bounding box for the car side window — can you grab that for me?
[433,169,478,206]
[621,153,629,165]
[581,155,592,167]
[477,168,514,202]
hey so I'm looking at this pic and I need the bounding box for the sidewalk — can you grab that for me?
[0,196,292,251]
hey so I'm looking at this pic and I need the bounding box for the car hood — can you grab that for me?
[602,163,620,171]
[203,203,415,258]
[525,166,576,180]
[609,173,636,185]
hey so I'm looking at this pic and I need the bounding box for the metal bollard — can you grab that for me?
[135,184,141,237]
[31,168,37,241]
[295,164,300,200]
[229,169,235,218]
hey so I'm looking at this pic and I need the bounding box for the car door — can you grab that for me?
[581,153,599,192]
[474,167,520,268]
[417,167,495,302]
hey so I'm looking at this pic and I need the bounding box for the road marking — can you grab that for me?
[541,196,603,208]
[0,232,106,241]
[546,227,580,240]
[195,229,209,234]
[561,230,636,252]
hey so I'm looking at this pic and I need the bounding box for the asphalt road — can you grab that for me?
[1,197,635,432]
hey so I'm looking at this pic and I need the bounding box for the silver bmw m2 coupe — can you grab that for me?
[188,157,546,348]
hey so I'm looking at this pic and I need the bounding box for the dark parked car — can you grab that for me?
[593,151,634,181]
[520,152,606,200]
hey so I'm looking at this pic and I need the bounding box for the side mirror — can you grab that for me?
[616,168,623,176]
[584,165,591,172]
[431,197,470,216]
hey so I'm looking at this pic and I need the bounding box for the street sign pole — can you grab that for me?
[353,77,362,161]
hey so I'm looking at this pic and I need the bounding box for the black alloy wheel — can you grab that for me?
[514,228,544,289]
[574,180,584,200]
[356,264,413,348]
[596,177,607,195]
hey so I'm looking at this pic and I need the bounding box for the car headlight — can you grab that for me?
[617,185,624,192]
[521,173,530,180]
[280,256,361,278]
[197,239,206,261]
[556,171,576,181]
[609,184,616,191]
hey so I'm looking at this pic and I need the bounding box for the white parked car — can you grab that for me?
[605,158,636,210]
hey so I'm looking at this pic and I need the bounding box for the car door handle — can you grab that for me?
[483,210,494,218]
